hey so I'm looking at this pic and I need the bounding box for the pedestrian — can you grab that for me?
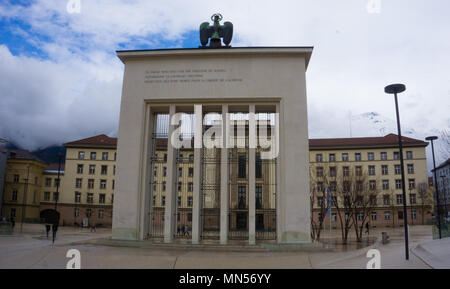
[365,222,370,235]
[52,223,58,243]
[45,224,51,239]
[177,225,181,236]
[10,217,15,229]
[184,225,190,237]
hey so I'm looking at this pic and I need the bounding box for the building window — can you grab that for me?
[77,164,83,174]
[12,190,18,201]
[410,194,416,204]
[355,153,361,161]
[238,186,246,209]
[384,211,390,220]
[75,178,82,188]
[369,180,377,190]
[395,165,401,175]
[100,180,106,189]
[398,211,403,220]
[394,152,400,160]
[10,208,16,218]
[355,166,362,176]
[188,167,193,177]
[411,210,417,220]
[396,194,403,205]
[113,165,116,175]
[408,179,415,189]
[54,178,60,187]
[256,186,262,209]
[343,166,349,177]
[112,180,115,190]
[178,167,182,177]
[316,154,323,162]
[371,212,377,221]
[74,208,79,217]
[381,165,388,175]
[238,155,246,178]
[382,180,389,190]
[317,196,324,207]
[13,174,19,183]
[44,192,50,201]
[162,196,166,206]
[331,213,337,222]
[342,153,348,161]
[358,213,364,221]
[395,179,402,189]
[330,182,337,192]
[406,151,413,159]
[98,210,104,219]
[101,165,108,175]
[328,154,335,162]
[89,165,95,174]
[368,152,374,161]
[45,178,52,187]
[53,192,59,202]
[86,209,92,217]
[102,152,108,161]
[153,196,156,206]
[178,182,182,191]
[111,194,114,203]
[177,196,181,206]
[189,154,194,163]
[317,182,324,192]
[316,167,323,177]
[330,167,336,177]
[188,196,193,207]
[369,166,375,175]
[99,194,106,204]
[381,152,387,160]
[163,154,167,162]
[370,195,377,205]
[75,192,81,203]
[90,152,96,160]
[163,167,167,177]
[87,193,93,203]
[188,182,193,192]
[77,151,85,160]
[407,164,414,174]
[162,181,166,191]
[256,154,262,178]
[383,195,390,205]
[88,179,94,189]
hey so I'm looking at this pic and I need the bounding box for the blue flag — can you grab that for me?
[326,187,331,216]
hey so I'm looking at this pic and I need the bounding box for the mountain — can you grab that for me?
[32,146,66,164]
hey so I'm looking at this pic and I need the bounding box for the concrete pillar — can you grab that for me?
[192,104,202,244]
[220,104,230,244]
[164,104,177,243]
[248,104,256,245]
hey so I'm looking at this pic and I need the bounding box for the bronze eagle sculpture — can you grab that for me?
[200,14,233,48]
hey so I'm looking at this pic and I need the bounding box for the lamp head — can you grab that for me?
[425,136,438,141]
[385,83,406,94]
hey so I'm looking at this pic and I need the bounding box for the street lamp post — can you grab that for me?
[440,175,447,222]
[385,83,409,260]
[426,136,441,239]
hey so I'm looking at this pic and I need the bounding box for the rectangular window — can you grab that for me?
[188,182,193,192]
[256,186,262,209]
[394,152,400,160]
[101,165,107,175]
[189,154,194,163]
[74,208,79,217]
[395,179,402,189]
[100,180,107,189]
[99,194,106,204]
[408,179,415,189]
[343,166,349,177]
[383,195,390,205]
[90,152,96,160]
[88,179,94,189]
[188,167,193,177]
[178,182,182,191]
[384,211,391,220]
[78,151,85,159]
[316,167,323,177]
[396,194,403,205]
[188,196,193,207]
[238,186,246,209]
[75,192,81,203]
[370,195,377,205]
[395,165,401,175]
[177,196,181,206]
[54,178,60,187]
[382,180,389,190]
[382,165,388,175]
[98,210,104,219]
[317,197,324,207]
[342,153,349,161]
[44,192,50,201]
[369,180,376,190]
[162,196,166,206]
[113,165,116,175]
[13,174,19,183]
[53,192,59,202]
[12,190,18,201]
[316,154,323,162]
[355,166,362,176]
[163,167,167,177]
[406,151,413,159]
[330,182,337,192]
[238,155,246,178]
[410,194,416,204]
[86,209,92,217]
[368,152,374,161]
[89,165,95,174]
[77,164,83,174]
[162,181,166,191]
[75,178,82,188]
[369,165,375,175]
[355,153,361,161]
[317,182,324,192]
[331,213,337,222]
[329,154,335,162]
[256,154,262,178]
[371,212,377,221]
[10,208,16,218]
[381,152,387,160]
[407,164,414,174]
[330,167,336,177]
[178,167,182,177]
[45,178,52,187]
[411,210,416,219]
[398,211,403,220]
[102,152,108,161]
[87,193,93,203]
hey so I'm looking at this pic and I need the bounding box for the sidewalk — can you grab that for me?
[412,237,450,269]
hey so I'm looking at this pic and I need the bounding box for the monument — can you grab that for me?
[112,15,313,244]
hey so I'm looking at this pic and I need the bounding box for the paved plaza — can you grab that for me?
[0,224,447,269]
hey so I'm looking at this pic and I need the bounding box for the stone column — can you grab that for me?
[220,104,230,244]
[248,104,256,244]
[192,104,202,244]
[164,104,177,243]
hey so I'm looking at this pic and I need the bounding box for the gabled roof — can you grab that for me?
[309,134,428,150]
[63,134,117,149]
[433,158,450,171]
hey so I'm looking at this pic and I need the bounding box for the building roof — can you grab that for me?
[44,162,65,171]
[309,134,428,150]
[433,158,450,172]
[63,134,117,149]
[6,149,45,163]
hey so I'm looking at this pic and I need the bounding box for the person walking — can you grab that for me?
[45,224,51,239]
[52,223,58,243]
[365,222,370,235]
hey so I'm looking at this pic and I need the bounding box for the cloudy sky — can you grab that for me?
[0,0,449,162]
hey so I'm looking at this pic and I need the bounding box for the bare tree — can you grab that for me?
[417,182,432,225]
[310,165,332,241]
[439,129,450,161]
